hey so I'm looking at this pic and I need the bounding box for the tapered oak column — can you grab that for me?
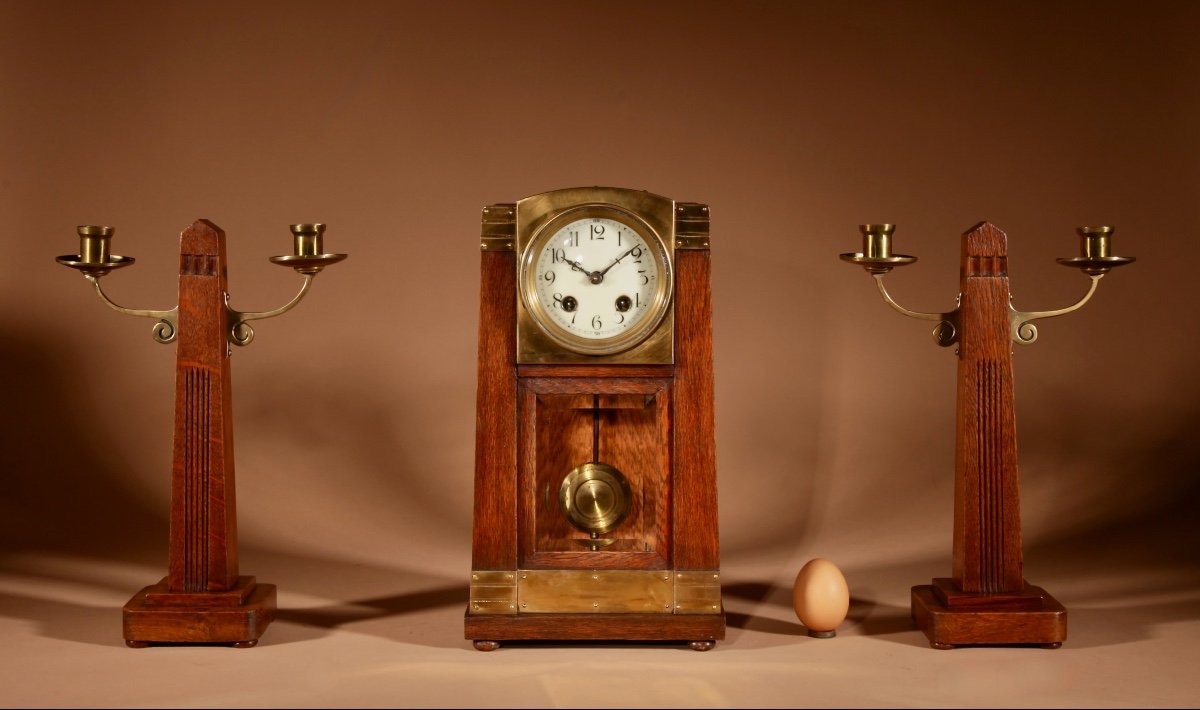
[123,220,276,647]
[911,222,1066,649]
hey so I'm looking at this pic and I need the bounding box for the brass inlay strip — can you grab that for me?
[480,203,516,251]
[673,571,723,614]
[675,202,710,250]
[469,571,518,614]
[516,570,673,614]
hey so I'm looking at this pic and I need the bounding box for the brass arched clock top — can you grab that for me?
[513,187,679,364]
[520,203,673,357]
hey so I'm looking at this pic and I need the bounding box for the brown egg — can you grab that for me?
[792,557,850,638]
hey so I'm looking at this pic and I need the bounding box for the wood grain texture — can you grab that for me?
[124,576,276,646]
[911,222,1066,649]
[952,222,1023,594]
[465,611,725,643]
[912,583,1066,648]
[124,220,274,645]
[169,220,238,593]
[517,364,674,379]
[672,248,719,571]
[518,380,671,570]
[471,248,518,570]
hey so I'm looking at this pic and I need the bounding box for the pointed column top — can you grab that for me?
[961,222,1009,278]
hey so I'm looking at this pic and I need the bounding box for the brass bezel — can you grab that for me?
[516,187,675,364]
[520,204,672,357]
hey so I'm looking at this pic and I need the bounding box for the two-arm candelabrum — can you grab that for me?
[57,219,345,647]
[841,221,1133,649]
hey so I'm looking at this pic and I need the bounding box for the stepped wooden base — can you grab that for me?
[465,610,725,651]
[123,575,276,647]
[911,579,1066,649]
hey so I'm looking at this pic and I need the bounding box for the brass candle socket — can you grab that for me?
[56,225,136,277]
[863,223,894,259]
[1080,226,1112,258]
[1056,226,1135,276]
[268,223,347,274]
[839,223,917,274]
[291,223,324,257]
[79,225,114,264]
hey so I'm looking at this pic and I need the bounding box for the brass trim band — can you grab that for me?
[675,202,710,250]
[480,203,516,251]
[468,571,517,614]
[467,569,722,615]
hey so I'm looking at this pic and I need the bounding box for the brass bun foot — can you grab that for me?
[122,576,276,647]
[911,580,1066,649]
[473,640,501,652]
[688,640,716,651]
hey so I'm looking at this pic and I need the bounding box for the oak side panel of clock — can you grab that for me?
[470,247,518,570]
[671,248,719,571]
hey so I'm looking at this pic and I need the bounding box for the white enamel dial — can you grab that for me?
[522,208,671,355]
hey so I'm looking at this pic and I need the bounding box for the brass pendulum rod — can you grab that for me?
[591,394,601,543]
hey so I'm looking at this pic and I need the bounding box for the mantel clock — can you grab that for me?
[465,186,724,651]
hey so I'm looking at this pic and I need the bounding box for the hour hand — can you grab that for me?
[562,257,604,283]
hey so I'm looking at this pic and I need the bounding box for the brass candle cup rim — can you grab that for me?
[77,225,115,237]
[1077,226,1114,236]
[288,223,326,236]
[56,254,135,277]
[268,252,347,274]
[839,252,917,274]
[1055,255,1135,275]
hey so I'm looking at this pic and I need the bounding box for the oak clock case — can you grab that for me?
[467,186,724,651]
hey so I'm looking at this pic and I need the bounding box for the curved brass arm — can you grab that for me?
[873,274,960,347]
[226,274,314,346]
[1010,274,1102,345]
[87,275,179,344]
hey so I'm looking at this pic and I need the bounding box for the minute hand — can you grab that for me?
[598,247,638,278]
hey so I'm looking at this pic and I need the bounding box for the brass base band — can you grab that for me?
[468,569,722,615]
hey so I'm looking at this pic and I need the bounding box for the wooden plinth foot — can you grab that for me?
[911,580,1066,648]
[466,610,725,647]
[123,576,276,647]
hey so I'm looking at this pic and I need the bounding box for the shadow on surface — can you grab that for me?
[0,591,128,648]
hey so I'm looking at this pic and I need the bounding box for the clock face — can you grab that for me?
[521,206,672,355]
